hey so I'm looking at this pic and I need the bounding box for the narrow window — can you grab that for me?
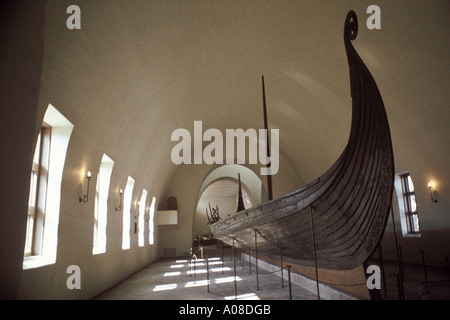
[148,197,156,245]
[395,172,420,237]
[93,154,114,255]
[24,125,51,257]
[23,104,74,269]
[122,176,135,250]
[138,189,148,247]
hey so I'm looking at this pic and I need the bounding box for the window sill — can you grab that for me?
[92,248,106,255]
[402,232,421,238]
[23,255,55,270]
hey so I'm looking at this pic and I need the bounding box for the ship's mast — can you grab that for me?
[262,75,273,200]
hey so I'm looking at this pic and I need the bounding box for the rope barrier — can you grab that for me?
[245,244,450,289]
[380,246,448,269]
[400,248,422,258]
[380,248,397,254]
[193,238,450,299]
[190,251,449,301]
[403,274,424,283]
[424,255,448,267]
[241,264,282,275]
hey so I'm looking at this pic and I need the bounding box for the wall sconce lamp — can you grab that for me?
[79,170,92,203]
[134,201,139,234]
[115,188,123,211]
[428,182,438,203]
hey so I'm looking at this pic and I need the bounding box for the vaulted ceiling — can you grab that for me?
[38,0,449,206]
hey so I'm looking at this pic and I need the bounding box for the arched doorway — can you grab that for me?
[192,164,266,241]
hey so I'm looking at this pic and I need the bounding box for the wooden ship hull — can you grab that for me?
[210,11,395,270]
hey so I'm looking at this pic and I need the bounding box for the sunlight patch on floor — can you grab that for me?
[164,271,181,277]
[224,292,260,300]
[153,284,177,292]
[215,276,242,284]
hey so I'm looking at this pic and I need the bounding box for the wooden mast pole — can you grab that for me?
[262,75,273,200]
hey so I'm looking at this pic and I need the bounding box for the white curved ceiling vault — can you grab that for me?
[39,1,449,218]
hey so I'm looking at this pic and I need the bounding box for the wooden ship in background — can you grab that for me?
[210,11,395,271]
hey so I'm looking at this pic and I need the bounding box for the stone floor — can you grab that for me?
[94,254,318,300]
[94,248,450,301]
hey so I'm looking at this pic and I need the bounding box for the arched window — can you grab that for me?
[395,172,421,237]
[23,104,74,269]
[93,154,114,255]
[122,176,135,250]
[148,197,156,245]
[138,189,147,247]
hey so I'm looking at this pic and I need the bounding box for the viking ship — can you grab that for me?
[210,11,395,270]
